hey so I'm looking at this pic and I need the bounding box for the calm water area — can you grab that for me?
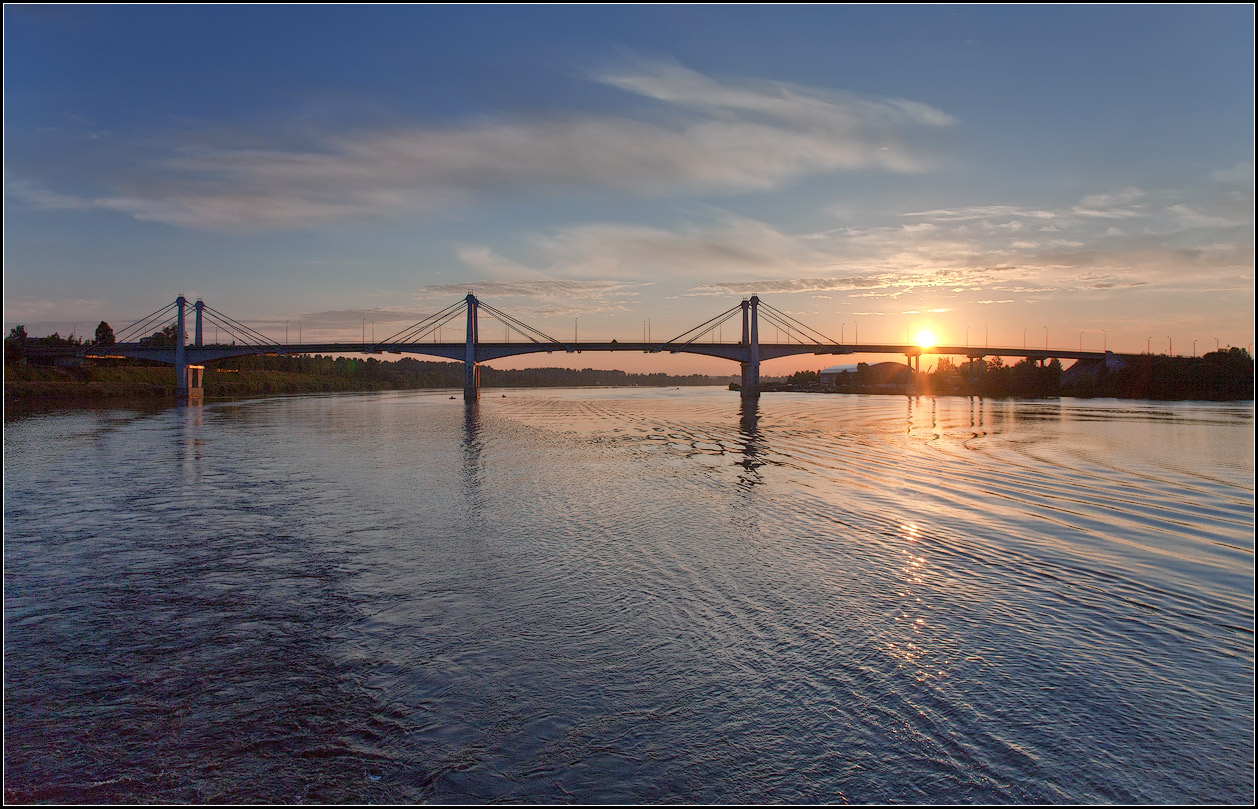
[4,388,1254,803]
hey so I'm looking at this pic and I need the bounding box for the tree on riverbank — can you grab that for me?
[94,322,115,347]
[1063,348,1254,400]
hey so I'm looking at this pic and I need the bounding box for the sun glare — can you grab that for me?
[914,330,936,349]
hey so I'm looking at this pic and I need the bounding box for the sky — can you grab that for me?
[3,5,1254,375]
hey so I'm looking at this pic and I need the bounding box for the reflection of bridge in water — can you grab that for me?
[75,293,1115,401]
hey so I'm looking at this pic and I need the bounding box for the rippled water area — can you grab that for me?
[4,389,1254,803]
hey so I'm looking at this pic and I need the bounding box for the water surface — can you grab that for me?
[4,389,1254,803]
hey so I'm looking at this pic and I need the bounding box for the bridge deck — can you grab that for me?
[80,341,1116,364]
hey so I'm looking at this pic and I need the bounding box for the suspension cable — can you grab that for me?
[757,301,840,345]
[477,301,567,346]
[111,301,179,344]
[373,299,469,347]
[658,303,743,347]
[202,305,281,346]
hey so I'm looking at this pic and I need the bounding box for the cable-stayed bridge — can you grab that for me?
[65,293,1113,400]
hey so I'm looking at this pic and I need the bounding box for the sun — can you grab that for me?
[914,329,936,349]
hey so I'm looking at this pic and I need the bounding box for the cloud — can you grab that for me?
[1210,161,1254,184]
[422,279,643,298]
[8,60,958,231]
[295,307,441,327]
[596,56,956,133]
[3,295,110,324]
[419,279,648,318]
[436,180,1252,310]
[1071,187,1146,219]
[693,276,889,295]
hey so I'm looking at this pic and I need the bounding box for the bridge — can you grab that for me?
[64,294,1113,401]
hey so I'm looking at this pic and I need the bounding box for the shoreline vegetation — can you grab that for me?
[2,354,737,410]
[759,350,1254,401]
[4,347,1253,412]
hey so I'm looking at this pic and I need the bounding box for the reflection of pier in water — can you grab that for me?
[737,398,766,488]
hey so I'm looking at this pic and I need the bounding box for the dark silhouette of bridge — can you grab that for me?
[73,294,1114,401]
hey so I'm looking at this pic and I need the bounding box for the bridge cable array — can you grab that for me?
[200,304,282,348]
[756,301,841,346]
[372,299,467,349]
[658,302,744,348]
[107,301,180,347]
[372,298,570,351]
[476,300,567,347]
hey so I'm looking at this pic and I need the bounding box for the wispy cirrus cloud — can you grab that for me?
[445,179,1252,310]
[7,59,957,231]
[422,279,643,298]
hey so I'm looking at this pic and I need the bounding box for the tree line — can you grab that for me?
[820,352,1253,401]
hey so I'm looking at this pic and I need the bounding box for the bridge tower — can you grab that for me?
[175,296,188,399]
[174,296,204,403]
[740,296,761,398]
[464,293,480,401]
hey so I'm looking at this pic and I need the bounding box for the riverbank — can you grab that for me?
[2,361,735,411]
[3,364,406,407]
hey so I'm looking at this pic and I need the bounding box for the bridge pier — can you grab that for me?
[905,352,921,395]
[464,293,480,400]
[740,296,760,398]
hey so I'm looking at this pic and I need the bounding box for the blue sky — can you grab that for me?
[4,5,1253,372]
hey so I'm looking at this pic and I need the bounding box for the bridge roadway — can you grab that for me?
[88,340,1111,366]
[53,293,1119,401]
[86,339,1113,402]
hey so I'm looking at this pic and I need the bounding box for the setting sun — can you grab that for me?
[914,329,937,349]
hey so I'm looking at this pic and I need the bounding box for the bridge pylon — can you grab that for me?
[175,296,188,400]
[464,293,480,401]
[739,296,761,398]
[173,296,203,403]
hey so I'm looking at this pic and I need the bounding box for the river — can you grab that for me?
[3,388,1253,803]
